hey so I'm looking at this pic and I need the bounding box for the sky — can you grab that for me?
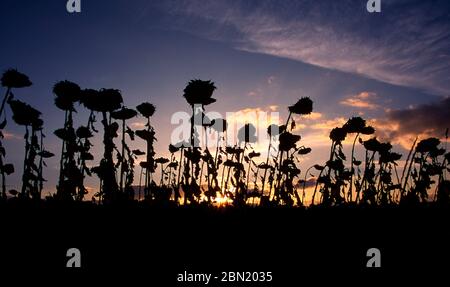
[0,0,449,197]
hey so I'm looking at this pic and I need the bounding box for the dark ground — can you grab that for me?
[0,202,448,285]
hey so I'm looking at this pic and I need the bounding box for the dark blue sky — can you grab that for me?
[1,0,449,195]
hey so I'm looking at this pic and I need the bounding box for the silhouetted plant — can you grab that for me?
[152,157,171,202]
[353,137,400,205]
[194,111,215,200]
[1,69,32,117]
[75,125,94,199]
[78,88,104,200]
[136,128,157,199]
[377,143,402,205]
[210,118,227,199]
[0,120,13,200]
[357,137,381,204]
[173,141,189,203]
[155,157,170,186]
[8,99,43,199]
[204,116,222,203]
[53,80,84,201]
[436,129,449,204]
[402,137,446,204]
[167,144,180,201]
[315,127,348,206]
[260,124,282,204]
[311,164,324,205]
[222,146,244,204]
[274,131,302,206]
[225,123,256,206]
[32,121,48,197]
[0,69,32,199]
[183,145,202,203]
[201,148,218,203]
[111,107,137,197]
[37,148,54,197]
[342,117,374,202]
[288,97,313,116]
[246,150,261,205]
[136,102,156,200]
[88,88,123,203]
[182,79,216,204]
[269,97,312,206]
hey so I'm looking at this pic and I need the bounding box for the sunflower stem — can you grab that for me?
[0,87,11,119]
[349,133,360,202]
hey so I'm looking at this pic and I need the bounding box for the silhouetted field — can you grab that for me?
[0,69,449,208]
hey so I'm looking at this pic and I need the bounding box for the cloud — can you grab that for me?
[340,92,379,110]
[247,91,258,97]
[372,97,450,148]
[291,96,450,150]
[2,131,21,140]
[161,0,450,95]
[225,105,280,131]
[309,117,347,131]
[303,112,322,120]
[293,115,365,148]
[268,105,278,111]
[130,122,146,129]
[288,112,324,131]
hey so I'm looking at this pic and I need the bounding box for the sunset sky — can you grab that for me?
[1,0,449,196]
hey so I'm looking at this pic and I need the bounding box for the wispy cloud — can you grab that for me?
[2,131,21,140]
[160,0,450,95]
